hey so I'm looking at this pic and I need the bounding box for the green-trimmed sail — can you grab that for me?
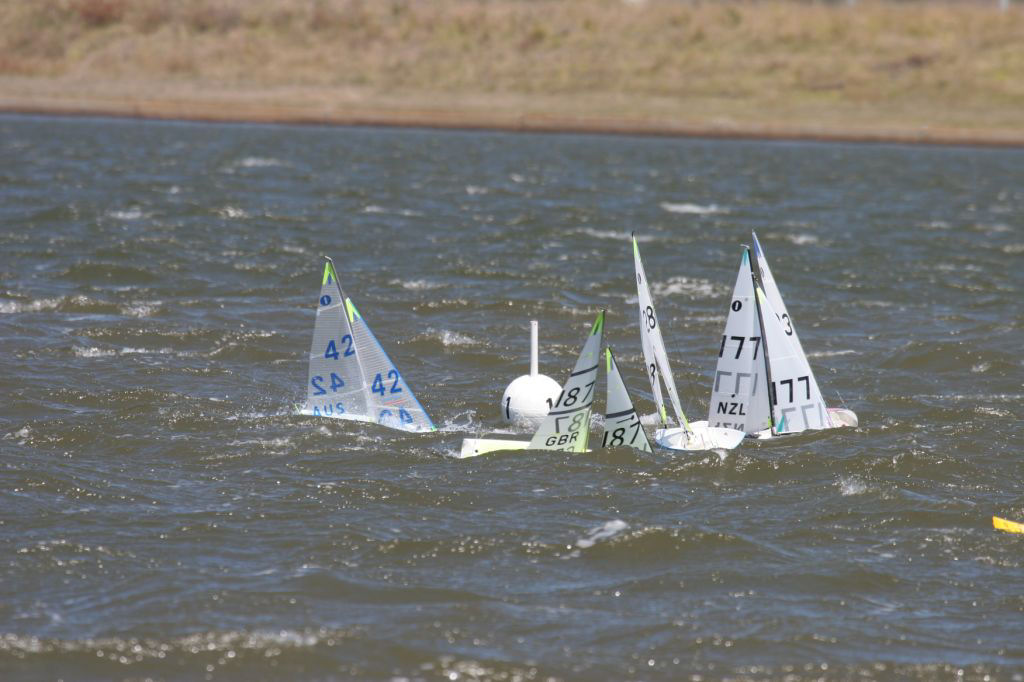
[632,234,690,431]
[528,311,604,452]
[300,258,435,433]
[601,348,653,452]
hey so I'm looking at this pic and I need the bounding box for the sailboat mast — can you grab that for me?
[747,246,778,436]
[325,256,370,403]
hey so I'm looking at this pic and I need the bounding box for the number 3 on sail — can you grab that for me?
[299,257,435,433]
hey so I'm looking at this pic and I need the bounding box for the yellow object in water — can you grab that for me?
[993,516,1024,533]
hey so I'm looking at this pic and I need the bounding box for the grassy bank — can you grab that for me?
[2,0,1023,143]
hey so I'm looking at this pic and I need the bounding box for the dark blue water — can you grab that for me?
[1,115,1022,680]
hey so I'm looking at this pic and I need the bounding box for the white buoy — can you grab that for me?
[501,320,561,425]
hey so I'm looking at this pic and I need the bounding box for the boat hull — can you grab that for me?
[748,408,859,439]
[654,421,745,451]
[457,438,530,459]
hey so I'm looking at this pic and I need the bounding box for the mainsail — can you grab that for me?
[601,348,653,452]
[632,234,689,430]
[750,232,834,433]
[300,258,435,433]
[528,311,604,452]
[708,249,773,434]
[755,284,831,434]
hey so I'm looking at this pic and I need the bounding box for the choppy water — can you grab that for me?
[1,115,1022,681]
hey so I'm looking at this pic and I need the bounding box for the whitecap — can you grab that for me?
[237,157,285,168]
[120,302,159,318]
[227,437,292,449]
[440,330,477,347]
[4,426,32,444]
[576,519,629,549]
[389,279,444,291]
[784,233,819,246]
[108,208,144,220]
[0,298,61,313]
[807,349,856,359]
[659,202,726,215]
[362,205,424,217]
[649,276,725,299]
[218,206,248,219]
[73,347,116,358]
[838,477,867,496]
[465,185,489,195]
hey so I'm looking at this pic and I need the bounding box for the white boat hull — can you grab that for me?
[748,408,860,439]
[654,421,746,451]
[458,438,530,459]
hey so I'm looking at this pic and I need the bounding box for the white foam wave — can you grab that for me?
[218,206,248,219]
[389,279,444,291]
[649,276,724,299]
[975,406,1010,417]
[838,477,868,496]
[659,202,726,215]
[807,349,856,359]
[0,298,61,313]
[784,233,819,246]
[439,330,477,347]
[237,157,285,168]
[73,346,178,358]
[120,302,159,318]
[4,426,32,445]
[576,519,629,549]
[0,628,342,659]
[227,437,292,449]
[465,185,489,195]
[108,208,144,220]
[362,205,424,217]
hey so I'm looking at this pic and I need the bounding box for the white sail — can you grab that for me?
[300,258,435,433]
[601,348,653,452]
[528,311,604,452]
[751,232,843,433]
[756,286,831,434]
[751,231,812,364]
[707,249,773,434]
[632,234,689,430]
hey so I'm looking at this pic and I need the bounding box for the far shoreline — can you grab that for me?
[4,97,1024,151]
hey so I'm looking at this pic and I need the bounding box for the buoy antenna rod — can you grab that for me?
[530,320,539,377]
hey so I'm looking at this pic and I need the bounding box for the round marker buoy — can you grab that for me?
[501,320,561,425]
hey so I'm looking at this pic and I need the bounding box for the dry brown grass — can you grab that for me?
[1,0,1022,138]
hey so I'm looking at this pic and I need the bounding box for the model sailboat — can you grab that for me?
[459,312,655,458]
[632,235,746,451]
[459,311,604,457]
[708,234,858,437]
[299,257,435,433]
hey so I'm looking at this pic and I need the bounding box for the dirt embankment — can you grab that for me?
[2,0,1023,145]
